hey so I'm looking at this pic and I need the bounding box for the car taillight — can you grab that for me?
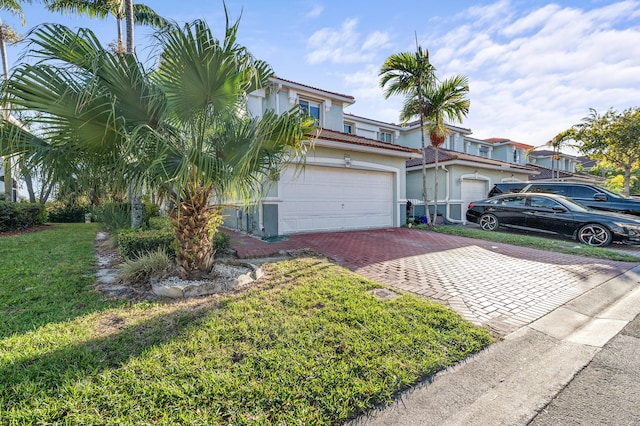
[468,203,474,209]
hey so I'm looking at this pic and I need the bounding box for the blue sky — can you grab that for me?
[4,0,640,149]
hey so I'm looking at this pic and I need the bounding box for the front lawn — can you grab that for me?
[0,223,493,425]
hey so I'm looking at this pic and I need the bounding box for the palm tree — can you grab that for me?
[4,16,313,279]
[1,0,32,202]
[380,45,436,225]
[45,0,167,53]
[402,75,470,222]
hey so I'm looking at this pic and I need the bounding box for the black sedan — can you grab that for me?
[465,193,640,247]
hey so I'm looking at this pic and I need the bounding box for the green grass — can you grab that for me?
[0,224,493,425]
[429,225,640,262]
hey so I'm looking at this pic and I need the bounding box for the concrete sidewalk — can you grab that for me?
[350,265,640,425]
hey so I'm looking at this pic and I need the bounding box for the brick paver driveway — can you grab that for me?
[228,228,637,334]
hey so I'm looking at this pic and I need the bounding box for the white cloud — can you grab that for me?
[305,19,390,64]
[422,0,640,146]
[306,5,324,18]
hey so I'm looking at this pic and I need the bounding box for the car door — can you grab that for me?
[523,195,575,236]
[491,195,528,227]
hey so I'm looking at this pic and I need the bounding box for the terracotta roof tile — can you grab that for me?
[313,128,421,155]
[406,146,534,171]
[272,76,355,101]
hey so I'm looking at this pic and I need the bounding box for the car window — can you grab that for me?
[570,186,599,198]
[527,185,568,196]
[529,196,562,209]
[499,196,526,206]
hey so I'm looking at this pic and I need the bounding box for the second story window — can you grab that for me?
[344,123,353,134]
[479,146,490,158]
[299,99,321,125]
[379,131,393,143]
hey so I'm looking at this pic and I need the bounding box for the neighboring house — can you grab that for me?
[223,77,420,237]
[527,149,580,173]
[404,146,535,222]
[341,119,537,222]
[525,163,604,184]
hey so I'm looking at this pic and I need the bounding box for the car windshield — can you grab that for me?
[555,196,590,212]
[596,186,632,199]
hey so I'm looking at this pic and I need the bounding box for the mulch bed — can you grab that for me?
[0,224,55,238]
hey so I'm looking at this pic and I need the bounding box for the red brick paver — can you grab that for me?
[226,227,637,334]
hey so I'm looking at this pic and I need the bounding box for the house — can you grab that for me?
[223,77,420,237]
[340,120,537,222]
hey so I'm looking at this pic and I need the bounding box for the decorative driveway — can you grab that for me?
[227,228,637,334]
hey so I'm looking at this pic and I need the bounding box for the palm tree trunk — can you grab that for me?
[419,116,432,226]
[1,34,13,202]
[124,0,134,54]
[434,146,439,225]
[170,185,218,280]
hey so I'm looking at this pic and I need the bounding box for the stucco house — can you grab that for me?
[223,77,420,237]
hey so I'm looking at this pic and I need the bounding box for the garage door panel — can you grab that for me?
[280,166,393,234]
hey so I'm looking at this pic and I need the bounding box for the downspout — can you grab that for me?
[441,164,465,224]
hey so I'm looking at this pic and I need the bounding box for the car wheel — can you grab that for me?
[479,214,499,231]
[578,224,612,247]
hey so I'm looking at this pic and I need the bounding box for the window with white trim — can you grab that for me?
[344,122,354,134]
[298,99,321,125]
[379,130,393,143]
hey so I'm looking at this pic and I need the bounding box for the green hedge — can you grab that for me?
[46,202,88,223]
[0,202,47,232]
[117,228,177,260]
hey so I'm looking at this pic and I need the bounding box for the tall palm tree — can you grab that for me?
[45,0,167,53]
[0,0,32,202]
[402,75,470,222]
[4,16,313,279]
[380,45,436,225]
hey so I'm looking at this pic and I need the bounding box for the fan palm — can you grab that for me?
[4,16,314,279]
[379,45,436,225]
[401,74,470,222]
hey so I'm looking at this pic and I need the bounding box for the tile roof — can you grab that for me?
[271,76,355,102]
[526,163,604,181]
[314,128,421,155]
[484,137,534,150]
[406,146,534,171]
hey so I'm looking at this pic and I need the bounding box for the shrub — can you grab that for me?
[118,228,177,260]
[0,202,47,232]
[118,248,174,284]
[46,201,88,223]
[148,215,172,230]
[213,230,231,254]
[94,202,131,232]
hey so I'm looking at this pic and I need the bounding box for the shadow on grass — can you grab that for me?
[0,300,213,412]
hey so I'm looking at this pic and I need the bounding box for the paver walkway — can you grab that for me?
[227,227,637,334]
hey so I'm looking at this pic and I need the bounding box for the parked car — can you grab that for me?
[487,182,527,198]
[520,182,640,216]
[465,193,640,247]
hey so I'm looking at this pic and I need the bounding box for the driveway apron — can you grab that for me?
[228,227,636,334]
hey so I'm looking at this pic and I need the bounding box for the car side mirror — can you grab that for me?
[552,206,567,213]
[593,193,607,201]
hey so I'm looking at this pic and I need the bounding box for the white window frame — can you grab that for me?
[298,98,322,125]
[379,130,393,143]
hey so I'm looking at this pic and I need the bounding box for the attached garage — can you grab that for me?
[461,178,489,218]
[278,165,394,234]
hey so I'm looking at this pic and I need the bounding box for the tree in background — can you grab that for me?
[380,45,436,225]
[402,75,469,223]
[380,44,469,225]
[45,0,167,53]
[571,107,640,196]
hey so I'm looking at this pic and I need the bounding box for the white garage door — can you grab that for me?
[279,165,394,234]
[461,179,488,217]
